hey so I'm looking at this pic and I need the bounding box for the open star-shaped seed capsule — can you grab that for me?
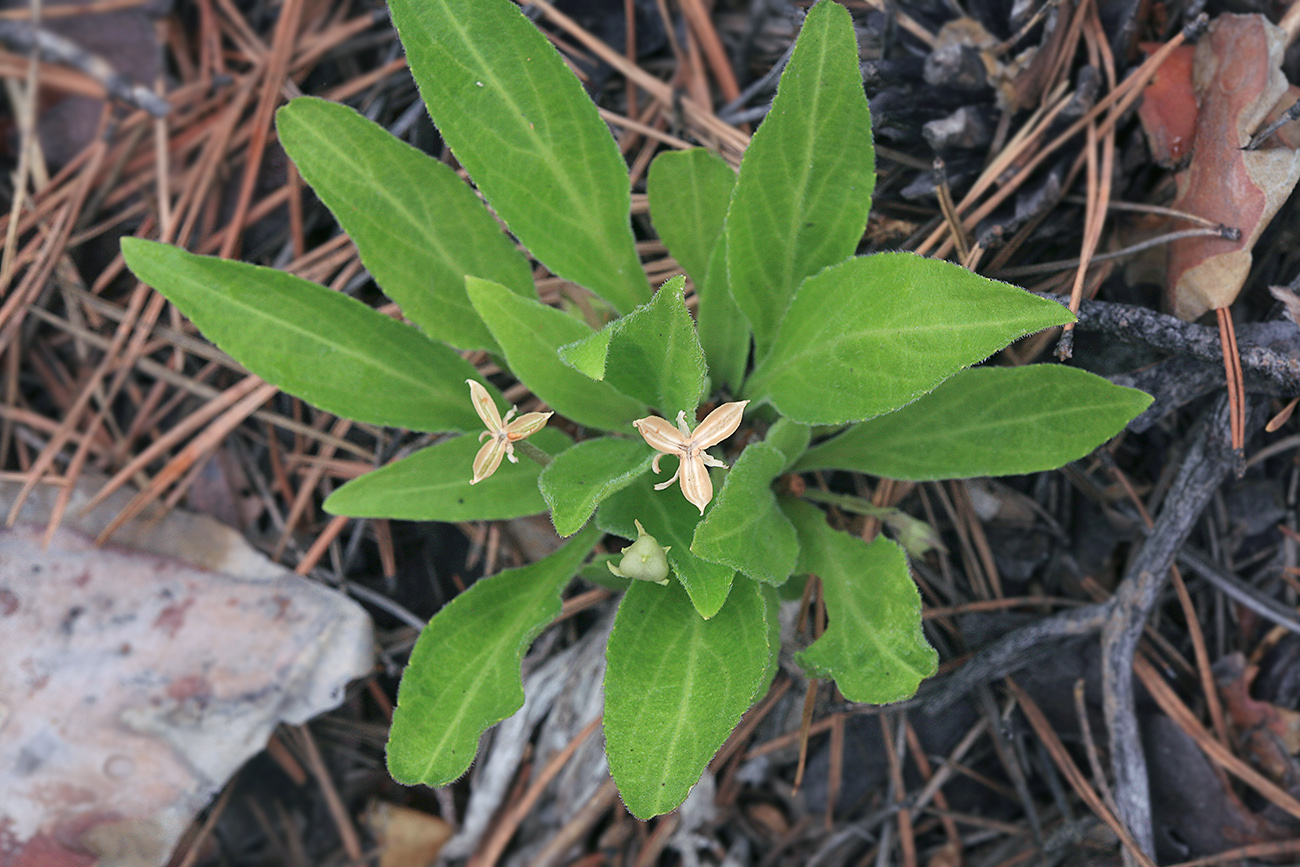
[632,400,749,514]
[467,379,552,484]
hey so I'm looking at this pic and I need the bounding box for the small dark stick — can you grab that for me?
[1244,98,1300,151]
[0,20,170,117]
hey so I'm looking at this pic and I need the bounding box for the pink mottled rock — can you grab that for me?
[0,480,373,867]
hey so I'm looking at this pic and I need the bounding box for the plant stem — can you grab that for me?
[800,487,892,518]
[800,488,942,557]
[515,439,553,467]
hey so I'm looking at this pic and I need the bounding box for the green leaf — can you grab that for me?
[276,97,535,353]
[785,499,936,703]
[725,0,875,354]
[121,238,486,432]
[598,475,736,619]
[646,148,749,393]
[579,553,630,591]
[323,428,571,521]
[759,581,782,686]
[389,0,648,313]
[692,444,798,585]
[387,523,599,786]
[559,276,707,417]
[765,418,812,471]
[539,437,652,536]
[747,253,1075,425]
[697,236,750,393]
[466,277,648,431]
[648,148,734,285]
[604,576,774,818]
[796,365,1152,480]
[557,328,612,381]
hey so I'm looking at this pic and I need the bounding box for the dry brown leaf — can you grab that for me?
[744,801,791,838]
[926,839,963,867]
[926,17,1040,112]
[363,801,454,867]
[1217,654,1300,782]
[1166,14,1300,321]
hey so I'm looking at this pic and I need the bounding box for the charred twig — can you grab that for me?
[997,226,1239,278]
[923,397,1260,861]
[0,20,170,117]
[976,688,1042,847]
[715,37,794,125]
[1113,355,1234,433]
[1244,98,1300,151]
[1176,545,1300,636]
[1100,396,1243,860]
[1010,681,1158,867]
[920,601,1114,711]
[1038,293,1300,395]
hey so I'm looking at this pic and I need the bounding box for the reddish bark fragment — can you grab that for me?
[1166,14,1300,321]
[1137,43,1197,167]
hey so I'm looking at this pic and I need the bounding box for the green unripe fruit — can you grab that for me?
[607,520,672,585]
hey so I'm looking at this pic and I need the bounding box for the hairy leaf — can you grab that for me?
[276,97,535,352]
[389,0,648,312]
[539,437,652,536]
[466,277,647,431]
[747,253,1075,425]
[726,0,875,353]
[122,238,485,432]
[559,276,707,417]
[598,475,736,619]
[648,147,734,284]
[325,428,571,521]
[796,365,1152,479]
[785,500,936,703]
[764,418,812,471]
[648,148,749,393]
[387,523,599,786]
[605,576,774,818]
[692,444,798,585]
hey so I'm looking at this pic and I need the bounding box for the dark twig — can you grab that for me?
[1245,98,1300,151]
[997,226,1239,278]
[1100,396,1242,859]
[1176,546,1300,636]
[1111,355,1231,433]
[920,601,1114,711]
[976,688,1042,847]
[1038,293,1300,395]
[923,396,1262,860]
[715,37,794,125]
[0,20,170,117]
